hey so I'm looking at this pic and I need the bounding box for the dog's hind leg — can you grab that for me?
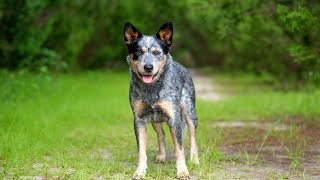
[181,102,199,165]
[170,123,190,179]
[187,114,199,165]
[152,123,166,163]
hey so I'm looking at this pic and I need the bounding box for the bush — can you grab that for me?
[0,0,319,81]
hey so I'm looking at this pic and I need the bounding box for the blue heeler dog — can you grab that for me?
[124,22,199,179]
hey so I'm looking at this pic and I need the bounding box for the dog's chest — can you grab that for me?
[132,82,164,104]
[147,104,166,123]
[139,94,170,123]
[130,77,180,123]
[131,89,174,123]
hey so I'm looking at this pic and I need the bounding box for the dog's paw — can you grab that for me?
[177,170,190,179]
[155,154,166,163]
[133,170,146,180]
[190,158,200,166]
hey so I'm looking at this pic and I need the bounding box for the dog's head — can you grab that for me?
[124,22,173,84]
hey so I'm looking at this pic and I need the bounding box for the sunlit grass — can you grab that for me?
[0,70,319,179]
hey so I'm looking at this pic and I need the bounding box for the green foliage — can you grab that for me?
[276,2,320,81]
[0,0,319,81]
[0,0,48,68]
[182,0,320,81]
[277,5,314,35]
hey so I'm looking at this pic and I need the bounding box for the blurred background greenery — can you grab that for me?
[0,0,319,82]
[1,1,320,178]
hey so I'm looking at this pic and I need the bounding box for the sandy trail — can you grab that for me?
[189,69,320,179]
[189,69,221,101]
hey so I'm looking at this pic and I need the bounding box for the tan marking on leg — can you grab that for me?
[152,123,166,163]
[170,127,189,179]
[154,99,174,119]
[181,103,199,165]
[132,100,147,117]
[133,126,147,179]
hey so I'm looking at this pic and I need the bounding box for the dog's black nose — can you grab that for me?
[144,63,153,72]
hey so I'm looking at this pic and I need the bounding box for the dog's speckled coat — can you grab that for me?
[124,22,199,179]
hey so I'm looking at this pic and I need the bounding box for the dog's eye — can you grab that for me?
[152,50,160,55]
[135,49,143,56]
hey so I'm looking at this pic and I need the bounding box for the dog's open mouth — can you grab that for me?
[142,75,153,83]
[139,72,158,84]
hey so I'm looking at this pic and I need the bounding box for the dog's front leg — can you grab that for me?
[133,119,147,179]
[169,121,190,179]
[152,123,166,163]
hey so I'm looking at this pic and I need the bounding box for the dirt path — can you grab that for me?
[190,69,320,179]
[190,69,222,101]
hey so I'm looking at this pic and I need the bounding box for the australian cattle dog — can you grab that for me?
[124,22,199,179]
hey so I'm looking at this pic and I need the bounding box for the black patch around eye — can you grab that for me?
[154,36,170,54]
[153,50,160,55]
[127,38,142,60]
[132,53,139,60]
[132,50,141,60]
[135,49,143,56]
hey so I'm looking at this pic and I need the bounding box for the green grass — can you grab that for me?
[0,69,319,179]
[198,71,320,121]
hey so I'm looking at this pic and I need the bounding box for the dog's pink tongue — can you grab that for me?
[142,75,153,83]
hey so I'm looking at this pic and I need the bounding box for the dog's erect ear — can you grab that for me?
[156,22,173,46]
[124,22,142,46]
